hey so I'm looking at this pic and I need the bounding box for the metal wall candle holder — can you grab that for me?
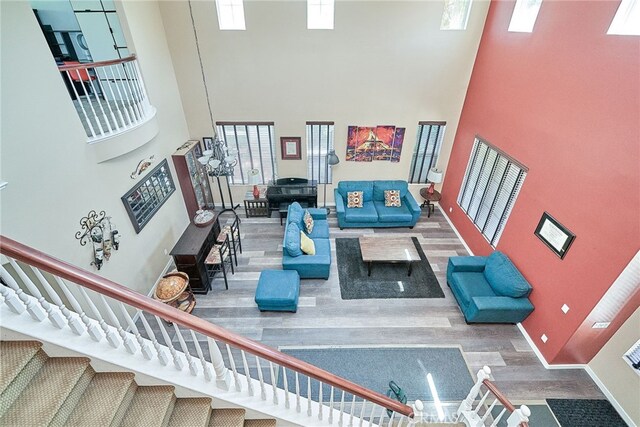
[75,210,121,270]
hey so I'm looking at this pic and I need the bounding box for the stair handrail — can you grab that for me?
[482,379,530,427]
[0,235,414,418]
[57,54,138,71]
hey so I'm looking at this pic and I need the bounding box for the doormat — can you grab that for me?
[546,399,627,427]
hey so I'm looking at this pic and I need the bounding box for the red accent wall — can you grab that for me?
[440,0,640,364]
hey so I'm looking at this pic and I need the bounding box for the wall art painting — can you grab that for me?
[346,125,406,162]
[390,127,405,163]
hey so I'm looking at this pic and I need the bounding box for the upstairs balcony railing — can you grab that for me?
[58,55,154,143]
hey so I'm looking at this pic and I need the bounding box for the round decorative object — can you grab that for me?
[154,271,189,303]
[194,209,215,227]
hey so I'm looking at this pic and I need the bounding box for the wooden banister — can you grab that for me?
[482,379,529,427]
[57,55,137,71]
[0,235,413,417]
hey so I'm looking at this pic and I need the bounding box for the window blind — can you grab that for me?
[457,138,527,247]
[307,122,335,184]
[408,122,446,184]
[217,123,277,185]
[625,339,640,371]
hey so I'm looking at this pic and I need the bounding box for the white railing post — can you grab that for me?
[241,350,254,396]
[0,264,46,322]
[190,331,213,381]
[137,311,169,365]
[295,372,302,413]
[207,338,231,389]
[457,365,492,418]
[78,287,120,347]
[255,356,267,401]
[269,362,279,405]
[407,400,423,426]
[0,282,25,314]
[118,303,153,359]
[154,315,185,370]
[506,405,531,427]
[172,323,198,375]
[283,366,290,409]
[99,295,137,354]
[31,267,84,335]
[54,277,102,341]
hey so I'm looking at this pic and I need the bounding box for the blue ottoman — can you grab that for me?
[255,270,300,312]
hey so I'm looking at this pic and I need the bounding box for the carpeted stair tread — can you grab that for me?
[167,397,212,427]
[0,356,92,427]
[0,348,47,417]
[243,419,276,427]
[0,341,42,391]
[120,385,176,427]
[64,372,136,426]
[208,408,246,427]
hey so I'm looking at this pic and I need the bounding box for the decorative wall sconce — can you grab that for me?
[75,210,121,270]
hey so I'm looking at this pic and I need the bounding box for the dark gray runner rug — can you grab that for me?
[492,404,560,426]
[546,399,627,427]
[335,237,444,299]
[279,347,473,402]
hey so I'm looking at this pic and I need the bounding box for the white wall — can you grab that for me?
[159,0,489,205]
[0,0,190,296]
[589,307,640,425]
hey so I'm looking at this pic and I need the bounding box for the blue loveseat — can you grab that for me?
[282,202,331,279]
[447,251,534,324]
[334,180,421,229]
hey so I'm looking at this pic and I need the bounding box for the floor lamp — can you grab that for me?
[324,150,340,214]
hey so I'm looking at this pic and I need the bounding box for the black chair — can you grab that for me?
[204,238,234,290]
[217,214,242,265]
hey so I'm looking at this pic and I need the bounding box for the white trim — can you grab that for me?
[437,205,474,256]
[584,365,636,427]
[129,258,175,328]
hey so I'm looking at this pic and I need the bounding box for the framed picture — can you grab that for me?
[281,137,301,160]
[534,212,576,259]
[202,137,214,151]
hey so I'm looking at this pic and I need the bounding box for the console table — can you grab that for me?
[244,191,269,218]
[170,215,221,294]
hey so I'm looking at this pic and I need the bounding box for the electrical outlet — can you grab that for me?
[541,334,548,343]
[561,304,570,314]
[163,248,168,255]
[449,207,453,213]
[592,322,610,329]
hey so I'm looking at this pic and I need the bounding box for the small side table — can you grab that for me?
[244,191,269,218]
[419,188,441,218]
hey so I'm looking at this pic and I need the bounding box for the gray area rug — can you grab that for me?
[279,347,473,402]
[546,399,627,427]
[335,237,444,300]
[491,404,560,427]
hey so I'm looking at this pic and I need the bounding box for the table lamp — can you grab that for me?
[248,169,261,199]
[426,168,443,194]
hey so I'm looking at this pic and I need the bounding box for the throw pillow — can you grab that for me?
[303,210,314,234]
[484,251,532,298]
[384,190,401,207]
[284,223,303,257]
[347,191,364,208]
[300,231,316,255]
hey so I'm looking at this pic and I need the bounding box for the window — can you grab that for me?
[306,122,335,184]
[608,0,640,36]
[441,0,473,30]
[624,339,640,373]
[408,122,446,184]
[307,0,334,29]
[457,138,527,247]
[216,123,277,185]
[215,0,246,30]
[508,0,543,33]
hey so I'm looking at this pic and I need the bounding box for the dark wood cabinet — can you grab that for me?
[170,216,220,294]
[172,140,215,220]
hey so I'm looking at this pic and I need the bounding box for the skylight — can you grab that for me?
[440,0,473,30]
[608,0,640,36]
[508,0,543,33]
[215,0,246,30]
[308,0,334,30]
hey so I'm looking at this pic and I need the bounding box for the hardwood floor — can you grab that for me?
[157,207,603,403]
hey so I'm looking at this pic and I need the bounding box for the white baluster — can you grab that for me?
[101,66,125,127]
[31,267,83,335]
[255,356,267,400]
[396,415,404,427]
[408,400,424,426]
[241,350,254,396]
[154,315,184,370]
[0,264,46,321]
[124,61,145,114]
[207,337,230,390]
[295,372,301,413]
[359,400,365,426]
[114,64,140,121]
[85,68,112,133]
[76,68,104,136]
[106,65,133,125]
[368,402,376,427]
[65,70,96,137]
[481,398,499,424]
[91,69,119,132]
[132,60,151,110]
[190,331,212,381]
[172,323,198,375]
[457,366,491,420]
[490,408,508,426]
[339,390,345,427]
[7,260,65,328]
[138,311,169,365]
[376,405,386,427]
[328,386,335,424]
[269,362,278,405]
[474,390,491,419]
[55,277,102,341]
[78,287,119,347]
[506,405,531,427]
[121,62,144,119]
[349,395,356,427]
[387,409,395,427]
[307,377,312,416]
[282,366,290,409]
[117,303,152,359]
[99,295,136,353]
[318,381,323,421]
[0,282,25,314]
[224,344,241,391]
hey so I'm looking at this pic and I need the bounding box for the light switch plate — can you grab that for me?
[592,322,610,329]
[541,334,548,343]
[561,304,570,314]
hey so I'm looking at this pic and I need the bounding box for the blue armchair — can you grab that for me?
[282,203,331,279]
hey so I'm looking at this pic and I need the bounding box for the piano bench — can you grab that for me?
[279,202,309,225]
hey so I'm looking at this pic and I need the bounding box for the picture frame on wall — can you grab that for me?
[534,212,576,259]
[202,137,214,151]
[281,137,301,160]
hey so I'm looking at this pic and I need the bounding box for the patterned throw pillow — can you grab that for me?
[347,191,364,208]
[384,190,401,207]
[303,210,314,234]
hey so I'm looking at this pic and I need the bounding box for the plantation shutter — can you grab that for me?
[217,123,277,185]
[408,122,446,184]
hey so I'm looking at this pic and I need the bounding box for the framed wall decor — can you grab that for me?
[534,212,576,259]
[202,137,214,151]
[281,137,301,160]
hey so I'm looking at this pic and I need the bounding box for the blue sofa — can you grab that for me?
[334,180,421,229]
[447,251,534,324]
[282,202,331,279]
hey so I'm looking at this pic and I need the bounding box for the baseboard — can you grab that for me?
[583,365,636,427]
[437,205,474,256]
[129,258,175,329]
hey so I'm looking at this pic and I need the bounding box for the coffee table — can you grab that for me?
[359,236,421,277]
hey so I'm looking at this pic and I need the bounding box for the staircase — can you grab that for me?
[0,341,275,427]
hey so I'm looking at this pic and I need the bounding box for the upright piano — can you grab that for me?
[266,178,318,213]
